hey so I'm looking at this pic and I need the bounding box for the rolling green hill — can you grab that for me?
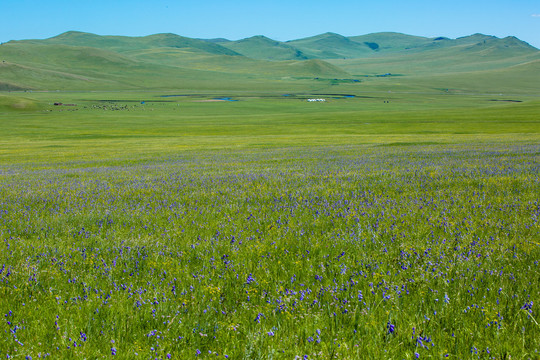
[222,35,309,61]
[0,42,350,91]
[348,32,433,53]
[0,31,538,93]
[0,41,264,90]
[328,37,540,77]
[286,32,374,59]
[127,48,348,78]
[14,31,241,56]
[200,38,232,44]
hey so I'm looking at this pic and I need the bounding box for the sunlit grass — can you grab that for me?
[0,91,539,358]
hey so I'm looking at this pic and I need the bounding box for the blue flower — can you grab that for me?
[521,301,533,313]
[246,273,256,284]
[387,321,395,334]
[255,312,264,323]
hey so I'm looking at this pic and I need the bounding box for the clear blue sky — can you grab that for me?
[2,0,540,48]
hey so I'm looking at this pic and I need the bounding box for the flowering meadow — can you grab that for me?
[0,144,539,359]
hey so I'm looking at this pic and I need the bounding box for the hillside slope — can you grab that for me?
[349,32,433,53]
[14,31,241,56]
[0,31,538,92]
[222,36,309,61]
[0,40,349,90]
[286,32,374,59]
[0,42,253,90]
[128,48,349,77]
[328,35,540,76]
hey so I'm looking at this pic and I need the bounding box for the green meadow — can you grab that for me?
[0,31,539,359]
[2,90,540,164]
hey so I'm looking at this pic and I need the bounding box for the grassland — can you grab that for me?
[1,90,539,163]
[0,88,539,359]
[0,30,539,359]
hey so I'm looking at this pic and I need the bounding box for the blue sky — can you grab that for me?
[2,0,540,48]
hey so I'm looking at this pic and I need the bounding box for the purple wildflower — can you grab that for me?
[387,321,395,334]
[521,301,533,313]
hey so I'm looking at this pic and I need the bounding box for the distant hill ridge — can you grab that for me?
[9,30,539,60]
[222,35,309,61]
[14,31,242,56]
[0,31,538,91]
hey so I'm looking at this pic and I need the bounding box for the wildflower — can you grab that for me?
[387,321,395,334]
[416,335,434,349]
[246,274,255,284]
[111,347,117,356]
[521,301,533,313]
[255,312,264,323]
